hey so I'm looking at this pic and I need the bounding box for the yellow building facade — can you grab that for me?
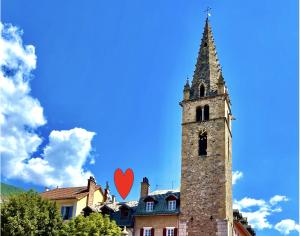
[41,177,104,219]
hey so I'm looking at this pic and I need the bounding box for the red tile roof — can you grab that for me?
[40,185,102,200]
[234,221,253,236]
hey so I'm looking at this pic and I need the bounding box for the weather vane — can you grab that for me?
[204,7,212,17]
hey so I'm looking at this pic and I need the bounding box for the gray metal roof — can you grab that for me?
[135,190,180,216]
[97,201,138,227]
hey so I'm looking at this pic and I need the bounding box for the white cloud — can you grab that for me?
[13,128,96,187]
[275,219,300,235]
[233,197,271,230]
[270,195,289,205]
[239,206,272,230]
[233,195,291,231]
[0,22,96,187]
[233,197,266,209]
[232,170,243,185]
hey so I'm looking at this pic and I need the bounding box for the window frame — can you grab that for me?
[168,200,176,211]
[143,227,152,236]
[166,227,175,236]
[61,205,74,220]
[145,201,154,212]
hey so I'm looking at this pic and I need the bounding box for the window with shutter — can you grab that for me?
[140,228,144,236]
[143,228,152,236]
[166,228,175,236]
[163,228,166,236]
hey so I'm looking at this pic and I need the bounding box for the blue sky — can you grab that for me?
[1,0,298,235]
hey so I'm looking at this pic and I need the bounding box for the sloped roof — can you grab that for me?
[135,190,180,216]
[99,201,139,212]
[96,201,139,227]
[40,185,102,200]
[149,189,180,195]
[233,209,256,236]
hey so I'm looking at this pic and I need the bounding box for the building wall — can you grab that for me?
[76,196,88,216]
[48,189,104,218]
[52,197,89,217]
[179,94,233,236]
[93,189,104,205]
[134,215,179,236]
[54,199,78,218]
[127,228,134,236]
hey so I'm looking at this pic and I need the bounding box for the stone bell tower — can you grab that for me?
[179,18,233,236]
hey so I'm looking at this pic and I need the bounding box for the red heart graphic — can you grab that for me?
[114,168,134,200]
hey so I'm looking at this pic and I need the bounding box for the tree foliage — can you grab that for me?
[59,213,121,236]
[1,190,62,236]
[1,190,121,236]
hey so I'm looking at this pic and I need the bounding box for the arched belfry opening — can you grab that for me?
[200,84,205,97]
[204,105,209,120]
[196,107,202,122]
[198,131,207,156]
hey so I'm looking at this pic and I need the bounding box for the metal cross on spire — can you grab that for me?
[204,7,212,18]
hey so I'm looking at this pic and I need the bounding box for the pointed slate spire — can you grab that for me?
[190,17,222,98]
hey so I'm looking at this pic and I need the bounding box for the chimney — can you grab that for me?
[87,176,96,207]
[104,181,110,202]
[140,177,150,198]
[111,195,116,204]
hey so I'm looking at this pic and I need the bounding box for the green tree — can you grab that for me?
[59,213,121,236]
[1,190,62,236]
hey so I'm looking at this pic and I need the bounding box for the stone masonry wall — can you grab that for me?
[179,94,233,236]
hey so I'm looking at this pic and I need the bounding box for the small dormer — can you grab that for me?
[165,194,178,211]
[143,196,156,212]
[100,205,111,216]
[119,205,130,219]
